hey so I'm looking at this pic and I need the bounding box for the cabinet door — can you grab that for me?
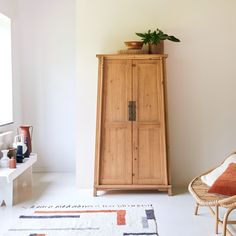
[99,59,133,185]
[132,60,168,185]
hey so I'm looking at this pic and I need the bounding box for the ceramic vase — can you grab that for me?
[18,125,33,157]
[1,150,9,168]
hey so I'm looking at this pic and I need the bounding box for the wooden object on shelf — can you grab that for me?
[118,49,147,54]
[94,54,171,196]
[124,41,143,50]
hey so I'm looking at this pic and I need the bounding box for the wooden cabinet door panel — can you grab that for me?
[100,59,132,185]
[134,60,162,123]
[103,60,130,122]
[100,125,132,184]
[132,59,167,185]
[133,125,166,184]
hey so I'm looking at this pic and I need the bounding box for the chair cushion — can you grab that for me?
[201,153,236,186]
[208,163,236,196]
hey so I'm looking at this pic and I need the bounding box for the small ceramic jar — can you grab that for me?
[9,157,16,168]
[1,150,9,168]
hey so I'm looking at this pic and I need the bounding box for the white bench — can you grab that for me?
[0,153,37,206]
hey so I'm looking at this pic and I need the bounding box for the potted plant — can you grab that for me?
[136,28,180,54]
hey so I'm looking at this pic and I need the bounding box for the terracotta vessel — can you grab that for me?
[9,157,16,168]
[148,41,164,54]
[18,125,33,156]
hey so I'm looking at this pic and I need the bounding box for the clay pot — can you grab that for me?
[9,157,16,168]
[18,125,33,157]
[148,41,164,54]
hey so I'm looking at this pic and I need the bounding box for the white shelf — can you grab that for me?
[0,153,37,182]
[0,153,37,206]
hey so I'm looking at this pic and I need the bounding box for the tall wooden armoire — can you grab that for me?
[94,54,171,196]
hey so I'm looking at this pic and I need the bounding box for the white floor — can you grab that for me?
[0,173,236,236]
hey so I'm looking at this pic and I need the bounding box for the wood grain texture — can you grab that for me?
[96,54,168,60]
[94,57,104,191]
[162,58,172,187]
[95,184,171,190]
[94,54,170,194]
[132,60,167,185]
[100,59,132,185]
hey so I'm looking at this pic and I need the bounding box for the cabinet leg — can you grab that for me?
[168,188,172,196]
[93,187,97,197]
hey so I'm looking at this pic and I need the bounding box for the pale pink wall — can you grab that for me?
[76,0,236,188]
[14,0,77,172]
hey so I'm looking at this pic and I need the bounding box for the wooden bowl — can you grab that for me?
[124,41,143,50]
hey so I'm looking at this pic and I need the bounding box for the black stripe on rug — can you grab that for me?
[19,215,80,219]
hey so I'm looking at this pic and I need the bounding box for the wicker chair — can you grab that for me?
[188,160,236,236]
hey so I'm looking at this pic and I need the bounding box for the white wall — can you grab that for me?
[15,0,77,172]
[76,0,236,188]
[0,0,22,149]
[0,0,13,14]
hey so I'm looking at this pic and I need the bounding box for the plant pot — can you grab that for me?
[148,41,164,54]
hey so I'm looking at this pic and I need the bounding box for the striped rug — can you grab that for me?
[5,204,159,236]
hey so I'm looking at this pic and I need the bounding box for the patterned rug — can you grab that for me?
[5,204,159,236]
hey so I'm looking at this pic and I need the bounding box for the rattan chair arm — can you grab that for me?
[219,195,236,206]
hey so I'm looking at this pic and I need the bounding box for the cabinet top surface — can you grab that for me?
[96,54,168,59]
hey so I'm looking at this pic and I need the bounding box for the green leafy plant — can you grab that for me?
[136,28,180,45]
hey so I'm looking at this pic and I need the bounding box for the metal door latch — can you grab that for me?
[128,101,136,121]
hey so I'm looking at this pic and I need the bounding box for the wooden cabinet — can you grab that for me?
[94,54,171,196]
